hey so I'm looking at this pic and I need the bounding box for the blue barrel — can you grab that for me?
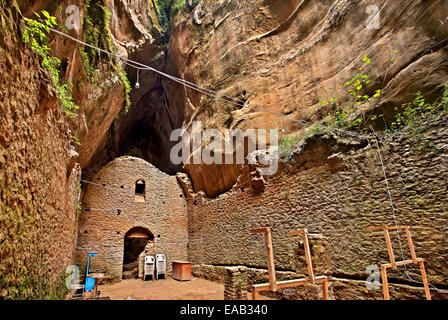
[85,277,96,292]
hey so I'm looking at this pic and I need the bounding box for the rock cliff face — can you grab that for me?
[84,0,179,176]
[0,3,81,299]
[85,0,187,176]
[1,0,164,299]
[17,0,164,172]
[164,0,448,196]
[1,0,447,300]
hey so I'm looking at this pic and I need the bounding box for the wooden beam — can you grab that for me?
[289,229,315,282]
[381,258,423,269]
[419,260,432,300]
[250,228,331,300]
[302,229,315,283]
[383,227,396,268]
[367,225,408,232]
[250,227,277,292]
[381,259,430,300]
[381,265,390,300]
[370,225,430,301]
[251,227,270,234]
[321,278,329,300]
[405,227,418,263]
[388,226,409,230]
[264,228,277,291]
[278,276,328,288]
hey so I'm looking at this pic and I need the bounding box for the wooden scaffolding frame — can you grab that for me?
[366,225,431,300]
[249,227,330,300]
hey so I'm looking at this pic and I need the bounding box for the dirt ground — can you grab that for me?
[98,277,273,300]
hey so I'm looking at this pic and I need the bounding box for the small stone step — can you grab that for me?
[122,260,139,279]
[123,261,139,271]
[122,269,138,279]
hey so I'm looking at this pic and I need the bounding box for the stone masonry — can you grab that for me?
[188,116,448,299]
[223,267,248,300]
[75,156,189,280]
[192,264,448,300]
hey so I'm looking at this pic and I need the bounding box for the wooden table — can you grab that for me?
[172,261,192,281]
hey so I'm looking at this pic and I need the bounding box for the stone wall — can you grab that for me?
[192,264,448,300]
[166,0,448,196]
[75,156,189,280]
[223,267,248,300]
[188,115,448,299]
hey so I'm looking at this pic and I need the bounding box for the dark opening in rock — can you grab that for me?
[135,180,146,203]
[122,227,154,279]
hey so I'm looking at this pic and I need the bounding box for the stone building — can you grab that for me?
[75,156,188,280]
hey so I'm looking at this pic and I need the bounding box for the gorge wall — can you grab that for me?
[165,0,448,197]
[0,3,80,299]
[1,0,165,299]
[1,0,447,300]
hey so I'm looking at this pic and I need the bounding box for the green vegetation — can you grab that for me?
[279,135,299,159]
[308,45,447,138]
[80,0,131,113]
[22,2,134,121]
[279,45,448,160]
[7,267,68,300]
[0,179,69,300]
[118,67,132,114]
[156,0,185,30]
[389,86,448,131]
[313,53,386,135]
[155,0,200,47]
[22,11,79,118]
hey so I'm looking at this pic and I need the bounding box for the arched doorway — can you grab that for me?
[122,227,154,279]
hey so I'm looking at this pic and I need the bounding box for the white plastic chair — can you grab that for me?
[144,256,155,281]
[69,277,85,300]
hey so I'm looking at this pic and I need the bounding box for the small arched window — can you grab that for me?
[135,180,146,203]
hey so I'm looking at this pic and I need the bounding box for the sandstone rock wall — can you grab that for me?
[188,115,448,299]
[17,0,165,172]
[0,4,81,299]
[1,0,163,298]
[165,0,448,196]
[84,0,175,176]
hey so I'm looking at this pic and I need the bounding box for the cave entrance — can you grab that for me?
[122,227,154,279]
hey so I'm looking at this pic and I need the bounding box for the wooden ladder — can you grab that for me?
[366,225,431,300]
[249,227,330,300]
